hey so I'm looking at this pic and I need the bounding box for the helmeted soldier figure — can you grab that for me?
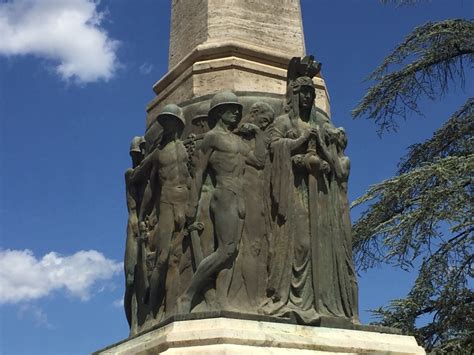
[124,136,146,333]
[177,91,266,312]
[129,104,192,317]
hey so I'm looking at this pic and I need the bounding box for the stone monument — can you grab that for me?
[95,1,426,353]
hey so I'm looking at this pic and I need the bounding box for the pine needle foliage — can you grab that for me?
[352,19,474,133]
[399,98,474,173]
[351,6,474,352]
[352,105,473,352]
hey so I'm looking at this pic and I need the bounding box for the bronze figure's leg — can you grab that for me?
[178,188,243,313]
[148,201,175,316]
[124,217,138,327]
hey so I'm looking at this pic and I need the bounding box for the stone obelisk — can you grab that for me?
[145,0,330,132]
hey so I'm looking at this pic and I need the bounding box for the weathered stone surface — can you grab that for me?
[146,57,330,127]
[168,0,305,69]
[95,318,426,355]
[168,0,209,69]
[147,57,288,127]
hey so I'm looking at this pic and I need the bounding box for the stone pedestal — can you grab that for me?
[145,0,330,128]
[95,318,425,355]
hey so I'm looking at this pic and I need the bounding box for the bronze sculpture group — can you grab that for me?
[124,56,359,335]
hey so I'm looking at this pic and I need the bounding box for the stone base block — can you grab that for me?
[95,317,425,355]
[145,43,331,127]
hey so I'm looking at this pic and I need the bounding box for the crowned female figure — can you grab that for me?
[265,56,358,324]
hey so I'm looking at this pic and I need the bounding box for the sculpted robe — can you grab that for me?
[266,109,358,323]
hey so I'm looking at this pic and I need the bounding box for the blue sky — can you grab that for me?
[0,0,472,354]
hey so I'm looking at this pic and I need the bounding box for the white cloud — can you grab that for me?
[112,298,124,308]
[0,249,122,304]
[0,0,119,83]
[18,304,53,329]
[139,62,153,75]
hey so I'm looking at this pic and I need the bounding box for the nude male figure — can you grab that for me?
[130,104,191,317]
[178,91,265,313]
[124,136,146,333]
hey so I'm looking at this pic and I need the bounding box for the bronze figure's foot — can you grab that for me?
[177,294,192,314]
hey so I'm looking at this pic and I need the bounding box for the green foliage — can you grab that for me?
[352,107,474,352]
[352,152,473,268]
[352,19,474,133]
[399,98,473,173]
[351,9,474,353]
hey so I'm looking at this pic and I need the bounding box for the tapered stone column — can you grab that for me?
[167,0,305,69]
[145,0,330,129]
